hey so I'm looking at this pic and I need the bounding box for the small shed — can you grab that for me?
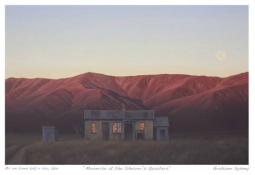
[153,117,169,140]
[42,126,59,142]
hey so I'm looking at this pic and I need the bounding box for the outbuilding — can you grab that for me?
[153,117,169,140]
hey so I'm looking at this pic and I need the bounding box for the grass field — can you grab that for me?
[6,131,248,164]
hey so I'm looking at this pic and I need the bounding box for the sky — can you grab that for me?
[5,5,248,79]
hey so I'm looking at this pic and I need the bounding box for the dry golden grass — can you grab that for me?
[6,131,248,165]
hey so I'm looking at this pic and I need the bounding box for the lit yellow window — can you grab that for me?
[113,122,122,133]
[91,123,96,134]
[140,122,145,131]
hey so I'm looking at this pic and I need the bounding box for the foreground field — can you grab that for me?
[6,131,248,164]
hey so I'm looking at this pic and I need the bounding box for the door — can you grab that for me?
[160,129,166,140]
[125,123,133,140]
[102,122,110,140]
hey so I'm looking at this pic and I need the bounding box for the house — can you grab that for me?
[84,109,169,141]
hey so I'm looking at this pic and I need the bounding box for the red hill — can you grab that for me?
[5,72,248,133]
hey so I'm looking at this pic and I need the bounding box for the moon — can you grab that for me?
[216,50,227,61]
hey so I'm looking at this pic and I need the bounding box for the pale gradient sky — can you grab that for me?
[5,5,248,79]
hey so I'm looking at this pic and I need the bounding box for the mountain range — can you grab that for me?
[5,72,248,133]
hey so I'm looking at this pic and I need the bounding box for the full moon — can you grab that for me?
[216,50,227,61]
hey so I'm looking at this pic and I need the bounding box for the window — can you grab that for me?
[140,122,145,131]
[91,123,96,134]
[113,122,122,133]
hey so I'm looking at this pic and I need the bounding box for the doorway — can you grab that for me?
[153,127,157,140]
[125,123,133,140]
[159,129,166,140]
[102,122,109,140]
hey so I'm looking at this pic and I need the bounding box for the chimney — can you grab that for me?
[122,103,126,111]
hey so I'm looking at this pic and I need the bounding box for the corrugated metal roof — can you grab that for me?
[153,117,169,126]
[84,110,154,120]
